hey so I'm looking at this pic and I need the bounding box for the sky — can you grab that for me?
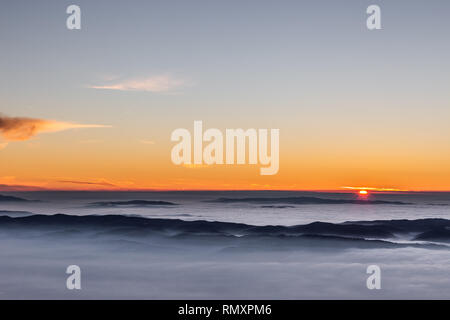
[1,0,450,191]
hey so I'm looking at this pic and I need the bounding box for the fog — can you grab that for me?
[0,215,449,299]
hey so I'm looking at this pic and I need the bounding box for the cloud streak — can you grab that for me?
[0,183,48,191]
[0,114,110,141]
[341,186,407,191]
[56,180,117,187]
[90,75,187,92]
[140,139,155,145]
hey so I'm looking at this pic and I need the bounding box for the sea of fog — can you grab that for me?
[1,191,450,225]
[0,191,449,299]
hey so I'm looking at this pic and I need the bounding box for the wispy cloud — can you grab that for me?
[140,139,155,145]
[182,164,212,169]
[341,186,407,192]
[0,176,48,191]
[56,180,117,187]
[0,114,110,141]
[89,75,187,93]
[0,183,48,191]
[79,139,103,144]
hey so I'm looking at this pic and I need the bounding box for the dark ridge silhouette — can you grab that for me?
[207,196,411,205]
[414,228,450,242]
[1,214,449,248]
[261,205,296,208]
[0,210,34,216]
[0,194,31,202]
[88,200,178,207]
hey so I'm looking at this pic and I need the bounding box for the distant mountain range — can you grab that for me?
[0,194,31,202]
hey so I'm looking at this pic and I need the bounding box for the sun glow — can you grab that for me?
[359,190,368,195]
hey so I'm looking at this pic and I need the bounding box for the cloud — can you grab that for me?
[182,164,211,169]
[140,140,155,145]
[79,139,103,144]
[89,75,187,92]
[341,186,407,192]
[0,177,48,191]
[0,114,110,141]
[56,180,117,187]
[0,183,47,191]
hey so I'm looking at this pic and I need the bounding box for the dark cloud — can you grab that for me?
[0,114,109,141]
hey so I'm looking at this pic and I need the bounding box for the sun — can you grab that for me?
[359,190,368,195]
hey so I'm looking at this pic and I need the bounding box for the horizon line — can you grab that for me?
[2,188,450,193]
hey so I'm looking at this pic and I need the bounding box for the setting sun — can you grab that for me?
[359,190,368,195]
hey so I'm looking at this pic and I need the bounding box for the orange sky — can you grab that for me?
[1,122,450,192]
[2,1,450,192]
